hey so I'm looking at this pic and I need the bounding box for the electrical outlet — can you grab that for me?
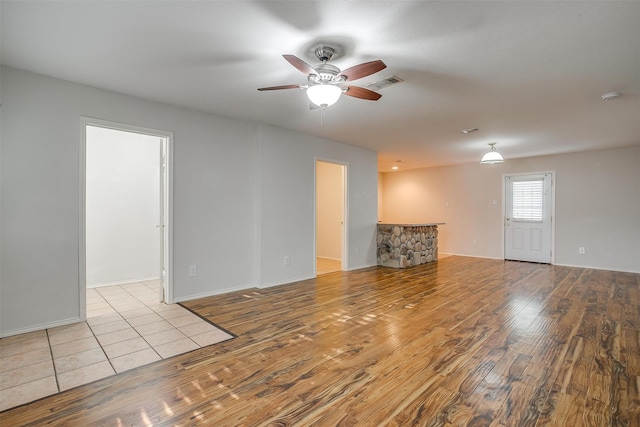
[472,239,478,247]
[578,247,585,254]
[284,256,290,266]
[188,265,197,276]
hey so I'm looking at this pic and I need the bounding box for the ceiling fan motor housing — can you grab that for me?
[314,46,337,62]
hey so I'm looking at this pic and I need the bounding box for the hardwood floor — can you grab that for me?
[1,256,639,426]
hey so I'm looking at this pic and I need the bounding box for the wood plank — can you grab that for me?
[629,376,640,427]
[1,257,639,426]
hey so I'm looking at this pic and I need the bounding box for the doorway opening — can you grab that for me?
[80,118,173,320]
[315,160,347,275]
[504,172,554,264]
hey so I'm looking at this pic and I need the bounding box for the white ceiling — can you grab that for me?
[2,1,639,171]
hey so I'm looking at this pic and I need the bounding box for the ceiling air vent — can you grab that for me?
[365,75,404,91]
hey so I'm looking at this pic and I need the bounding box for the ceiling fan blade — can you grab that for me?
[283,54,319,76]
[257,84,302,91]
[344,86,382,101]
[339,60,386,81]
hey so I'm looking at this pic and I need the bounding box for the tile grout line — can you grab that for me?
[1,281,235,412]
[45,329,61,393]
[83,291,119,377]
[124,281,224,355]
[94,282,199,362]
[90,285,164,368]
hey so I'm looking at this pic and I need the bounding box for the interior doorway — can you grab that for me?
[315,160,347,275]
[80,118,173,320]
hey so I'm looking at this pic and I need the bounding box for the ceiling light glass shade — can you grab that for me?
[480,143,504,164]
[306,84,342,107]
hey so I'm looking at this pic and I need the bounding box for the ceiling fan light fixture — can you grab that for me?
[480,143,504,164]
[306,84,342,107]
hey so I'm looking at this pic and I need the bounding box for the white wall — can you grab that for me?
[258,126,378,287]
[316,161,343,260]
[380,146,640,273]
[0,66,378,336]
[86,126,160,286]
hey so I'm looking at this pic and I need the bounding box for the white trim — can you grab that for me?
[254,123,263,290]
[259,275,316,289]
[438,253,504,261]
[79,117,175,316]
[342,163,349,271]
[79,122,87,322]
[0,317,82,339]
[164,129,175,303]
[86,276,161,288]
[171,284,256,304]
[345,263,378,271]
[554,263,640,274]
[317,256,342,262]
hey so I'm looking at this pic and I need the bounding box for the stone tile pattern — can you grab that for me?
[0,280,234,412]
[377,225,439,268]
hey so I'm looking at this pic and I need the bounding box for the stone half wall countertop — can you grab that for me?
[376,223,445,269]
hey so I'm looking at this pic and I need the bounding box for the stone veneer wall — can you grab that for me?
[377,225,438,268]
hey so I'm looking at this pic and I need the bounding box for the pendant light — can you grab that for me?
[480,143,504,164]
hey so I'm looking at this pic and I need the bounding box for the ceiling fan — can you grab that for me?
[258,46,386,109]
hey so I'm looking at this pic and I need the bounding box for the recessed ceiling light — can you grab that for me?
[461,128,480,134]
[391,166,399,170]
[601,92,620,101]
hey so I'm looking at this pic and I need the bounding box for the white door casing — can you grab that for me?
[80,117,174,321]
[504,173,553,263]
[315,159,348,274]
[159,139,167,301]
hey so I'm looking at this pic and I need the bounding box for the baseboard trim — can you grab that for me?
[346,263,377,271]
[442,253,504,261]
[87,276,161,288]
[0,317,82,338]
[171,284,256,303]
[317,256,341,262]
[554,262,640,274]
[259,275,316,289]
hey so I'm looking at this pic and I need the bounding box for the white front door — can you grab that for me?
[504,173,553,263]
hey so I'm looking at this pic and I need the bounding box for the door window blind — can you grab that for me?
[512,180,543,221]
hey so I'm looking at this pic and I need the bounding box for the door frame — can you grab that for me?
[502,171,555,264]
[79,117,174,320]
[314,158,348,274]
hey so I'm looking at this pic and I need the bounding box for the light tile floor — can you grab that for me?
[0,280,234,411]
